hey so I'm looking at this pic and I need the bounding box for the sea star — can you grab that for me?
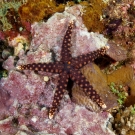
[17,20,108,119]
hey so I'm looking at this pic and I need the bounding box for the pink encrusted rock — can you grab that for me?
[15,4,108,70]
[0,70,52,105]
[55,104,115,135]
[0,5,115,134]
[0,116,18,135]
[2,56,15,70]
[0,89,11,120]
[19,4,108,64]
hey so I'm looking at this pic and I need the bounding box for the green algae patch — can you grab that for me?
[106,65,135,106]
[109,82,128,105]
[106,65,135,96]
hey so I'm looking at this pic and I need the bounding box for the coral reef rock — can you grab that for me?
[0,5,116,134]
[104,0,135,50]
[107,65,134,85]
[72,63,118,112]
[113,105,135,135]
[106,41,128,62]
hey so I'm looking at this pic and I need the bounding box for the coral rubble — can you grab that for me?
[103,0,135,64]
[113,105,135,135]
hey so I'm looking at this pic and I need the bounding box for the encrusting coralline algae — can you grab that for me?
[0,5,116,135]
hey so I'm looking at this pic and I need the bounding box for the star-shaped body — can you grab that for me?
[17,21,108,119]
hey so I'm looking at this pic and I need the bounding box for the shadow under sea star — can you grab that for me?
[16,20,109,119]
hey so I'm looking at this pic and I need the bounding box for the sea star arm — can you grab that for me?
[71,46,109,69]
[49,72,69,119]
[70,69,106,109]
[16,62,64,73]
[61,20,74,62]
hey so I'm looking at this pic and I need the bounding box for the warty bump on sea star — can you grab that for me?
[16,20,109,119]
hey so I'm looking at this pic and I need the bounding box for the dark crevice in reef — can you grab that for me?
[67,78,74,98]
[94,54,116,69]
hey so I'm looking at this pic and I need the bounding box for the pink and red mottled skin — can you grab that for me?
[17,20,108,119]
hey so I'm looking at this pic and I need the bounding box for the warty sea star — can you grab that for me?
[17,20,109,119]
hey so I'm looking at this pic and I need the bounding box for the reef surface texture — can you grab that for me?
[0,5,115,135]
